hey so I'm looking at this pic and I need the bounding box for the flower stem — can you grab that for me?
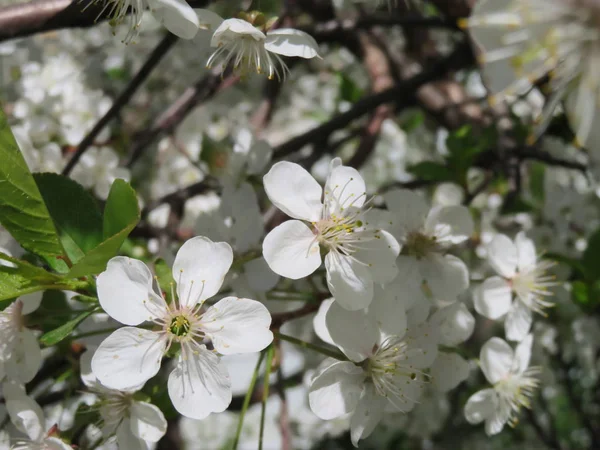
[232,349,266,450]
[274,331,348,361]
[259,345,275,450]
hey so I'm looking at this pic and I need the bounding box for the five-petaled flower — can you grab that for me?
[262,158,401,310]
[91,236,273,420]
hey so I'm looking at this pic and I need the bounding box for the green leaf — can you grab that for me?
[40,308,96,346]
[500,196,535,215]
[34,173,103,264]
[67,180,140,278]
[571,281,590,309]
[338,73,363,104]
[408,161,453,182]
[0,105,65,261]
[0,252,66,301]
[529,162,546,204]
[0,251,62,282]
[583,227,600,281]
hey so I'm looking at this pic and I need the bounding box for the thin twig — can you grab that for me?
[62,33,179,175]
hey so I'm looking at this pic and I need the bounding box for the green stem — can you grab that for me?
[232,350,266,450]
[259,345,275,450]
[274,331,348,361]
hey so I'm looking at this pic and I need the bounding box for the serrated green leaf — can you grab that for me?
[0,251,62,282]
[0,252,66,301]
[40,308,96,346]
[0,104,66,261]
[34,173,103,265]
[67,180,140,278]
[408,161,453,182]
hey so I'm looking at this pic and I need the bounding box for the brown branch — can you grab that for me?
[62,33,179,175]
[0,0,209,42]
[125,70,238,167]
[273,40,475,159]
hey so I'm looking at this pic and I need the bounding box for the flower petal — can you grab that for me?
[173,236,233,308]
[474,276,512,320]
[129,401,168,442]
[420,254,469,300]
[4,329,41,383]
[424,205,473,245]
[515,231,537,271]
[513,334,533,374]
[480,337,513,384]
[168,348,232,420]
[313,298,335,346]
[195,9,224,30]
[431,352,470,392]
[383,188,429,238]
[265,29,320,59]
[6,395,44,441]
[324,159,366,213]
[370,284,407,342]
[464,388,497,425]
[353,230,401,284]
[92,328,166,391]
[505,300,533,342]
[147,0,200,39]
[325,300,378,362]
[201,297,273,355]
[97,257,164,326]
[19,291,42,315]
[263,161,323,221]
[389,256,427,310]
[116,419,146,450]
[262,220,321,279]
[487,234,517,278]
[431,302,475,346]
[44,437,73,450]
[212,18,266,46]
[325,253,373,311]
[350,383,386,447]
[308,360,364,420]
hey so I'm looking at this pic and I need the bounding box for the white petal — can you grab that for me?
[353,230,400,284]
[424,205,474,245]
[264,29,320,59]
[515,231,537,271]
[173,236,233,308]
[6,396,44,441]
[4,329,41,383]
[212,18,266,46]
[130,401,168,442]
[420,254,469,300]
[325,253,373,311]
[263,161,323,221]
[79,349,98,389]
[241,257,279,293]
[403,321,439,369]
[116,419,146,450]
[325,300,378,362]
[487,234,517,278]
[505,300,533,342]
[383,188,429,238]
[480,337,513,384]
[485,408,510,436]
[464,388,497,425]
[92,328,166,390]
[474,276,512,320]
[18,291,42,315]
[324,161,366,214]
[390,256,427,310]
[195,8,224,30]
[431,352,470,392]
[370,284,407,342]
[350,383,386,447]
[168,348,231,420]
[97,257,165,326]
[513,334,533,374]
[44,437,73,450]
[308,360,364,420]
[431,302,475,346]
[201,297,273,355]
[147,0,200,39]
[313,298,335,346]
[262,221,321,279]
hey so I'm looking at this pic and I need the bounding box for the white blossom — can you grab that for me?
[464,335,539,435]
[91,236,273,419]
[262,158,401,310]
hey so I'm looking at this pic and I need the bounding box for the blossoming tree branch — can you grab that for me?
[0,0,598,449]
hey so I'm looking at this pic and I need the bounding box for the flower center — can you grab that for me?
[403,231,437,259]
[495,368,540,426]
[169,315,191,337]
[510,260,557,314]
